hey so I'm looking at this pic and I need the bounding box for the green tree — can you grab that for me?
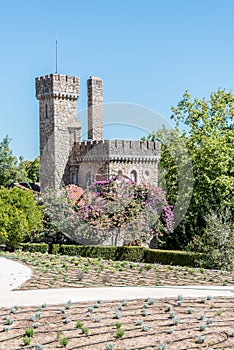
[0,187,43,248]
[22,157,40,183]
[0,136,19,185]
[144,89,234,248]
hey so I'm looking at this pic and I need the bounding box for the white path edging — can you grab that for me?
[0,257,233,308]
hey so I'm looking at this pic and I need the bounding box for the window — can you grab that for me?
[86,172,92,186]
[130,170,137,182]
[72,173,77,185]
[45,104,48,118]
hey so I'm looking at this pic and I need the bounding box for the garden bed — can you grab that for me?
[0,296,234,349]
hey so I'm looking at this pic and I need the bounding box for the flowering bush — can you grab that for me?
[42,176,174,247]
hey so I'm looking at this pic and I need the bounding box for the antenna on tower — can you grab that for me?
[55,40,58,74]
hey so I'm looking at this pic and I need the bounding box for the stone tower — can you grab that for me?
[36,74,80,190]
[87,76,103,140]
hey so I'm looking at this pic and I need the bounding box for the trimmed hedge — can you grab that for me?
[144,248,199,267]
[19,243,49,254]
[18,243,200,267]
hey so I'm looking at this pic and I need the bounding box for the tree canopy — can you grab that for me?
[143,89,234,248]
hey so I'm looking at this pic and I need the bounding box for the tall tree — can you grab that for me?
[144,89,234,248]
[0,136,18,185]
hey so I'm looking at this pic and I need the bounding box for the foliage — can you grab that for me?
[0,187,43,248]
[187,210,234,271]
[22,157,40,183]
[143,89,234,248]
[0,136,23,185]
[42,176,174,247]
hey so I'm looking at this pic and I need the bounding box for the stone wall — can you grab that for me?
[68,139,160,187]
[36,74,80,191]
[87,76,103,140]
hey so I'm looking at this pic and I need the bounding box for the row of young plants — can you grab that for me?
[1,296,234,349]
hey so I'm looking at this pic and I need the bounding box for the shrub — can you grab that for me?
[0,187,43,248]
[187,210,234,271]
[20,243,49,253]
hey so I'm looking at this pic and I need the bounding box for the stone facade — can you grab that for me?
[36,73,160,190]
[87,76,103,140]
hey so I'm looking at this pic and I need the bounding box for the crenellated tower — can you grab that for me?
[36,74,80,190]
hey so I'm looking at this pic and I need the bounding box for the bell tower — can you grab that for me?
[36,74,80,190]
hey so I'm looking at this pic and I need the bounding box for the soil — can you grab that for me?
[0,251,233,349]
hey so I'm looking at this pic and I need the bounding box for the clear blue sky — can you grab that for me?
[1,0,234,160]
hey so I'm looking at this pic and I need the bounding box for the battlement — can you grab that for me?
[74,139,160,162]
[36,74,80,100]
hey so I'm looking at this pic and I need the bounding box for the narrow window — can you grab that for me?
[72,173,76,185]
[86,172,92,186]
[45,104,48,118]
[130,170,137,182]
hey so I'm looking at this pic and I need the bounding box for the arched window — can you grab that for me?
[130,170,137,182]
[72,173,76,185]
[86,172,92,186]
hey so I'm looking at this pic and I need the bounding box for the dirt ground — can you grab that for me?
[0,251,233,349]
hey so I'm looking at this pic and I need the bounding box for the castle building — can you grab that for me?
[35,74,160,191]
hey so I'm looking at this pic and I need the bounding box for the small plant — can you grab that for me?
[88,306,94,313]
[136,319,143,325]
[141,308,148,316]
[93,317,100,322]
[35,311,41,318]
[118,305,123,310]
[207,295,213,300]
[59,337,69,347]
[177,300,183,306]
[10,307,18,314]
[115,322,122,329]
[157,345,166,350]
[33,322,41,328]
[35,344,44,350]
[177,294,183,301]
[94,302,100,308]
[166,305,173,312]
[198,313,205,320]
[106,342,115,350]
[207,318,213,324]
[3,326,10,332]
[172,317,180,325]
[60,308,65,314]
[169,312,176,319]
[200,297,207,304]
[25,327,34,337]
[65,300,71,309]
[81,326,89,335]
[199,323,207,331]
[114,311,122,319]
[63,318,71,324]
[142,325,150,331]
[196,335,205,343]
[187,308,194,314]
[23,335,31,346]
[122,299,128,306]
[115,328,124,338]
[76,321,84,328]
[5,317,13,325]
[228,331,234,337]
